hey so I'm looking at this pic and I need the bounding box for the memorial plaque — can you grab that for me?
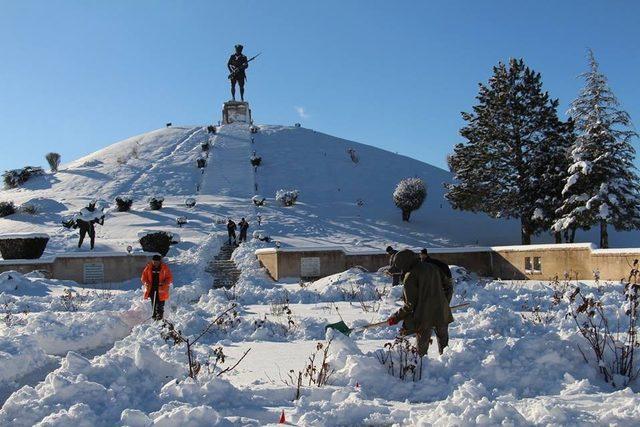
[83,262,104,284]
[300,257,321,277]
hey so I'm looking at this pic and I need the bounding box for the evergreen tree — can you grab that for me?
[446,58,568,244]
[530,118,575,243]
[553,50,640,248]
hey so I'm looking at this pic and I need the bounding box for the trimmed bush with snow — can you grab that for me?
[0,233,50,259]
[252,230,271,242]
[115,196,133,212]
[250,154,262,167]
[393,177,426,221]
[18,203,38,215]
[149,197,164,210]
[2,166,44,189]
[45,152,61,172]
[252,195,265,206]
[0,201,16,217]
[138,230,179,256]
[276,189,299,207]
[185,197,196,208]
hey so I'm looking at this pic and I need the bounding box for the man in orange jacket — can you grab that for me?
[141,255,173,320]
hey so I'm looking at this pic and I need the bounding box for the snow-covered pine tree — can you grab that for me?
[393,177,426,221]
[446,58,567,244]
[553,50,640,248]
[530,118,575,243]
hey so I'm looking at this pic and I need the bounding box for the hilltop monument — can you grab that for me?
[222,44,260,124]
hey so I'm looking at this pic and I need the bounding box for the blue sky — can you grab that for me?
[1,1,639,173]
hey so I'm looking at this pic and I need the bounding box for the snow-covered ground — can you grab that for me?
[2,121,640,424]
[1,241,640,425]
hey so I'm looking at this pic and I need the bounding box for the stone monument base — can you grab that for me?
[222,101,252,125]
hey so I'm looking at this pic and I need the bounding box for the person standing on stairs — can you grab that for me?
[238,218,249,243]
[141,255,173,321]
[227,219,237,245]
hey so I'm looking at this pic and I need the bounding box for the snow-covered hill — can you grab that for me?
[0,122,523,257]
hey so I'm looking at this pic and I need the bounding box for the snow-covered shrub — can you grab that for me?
[250,126,259,134]
[206,125,216,134]
[176,217,187,227]
[250,154,262,167]
[0,201,16,217]
[18,203,38,215]
[393,177,427,221]
[566,266,640,387]
[252,230,271,242]
[252,195,265,206]
[201,142,210,151]
[375,336,423,382]
[115,196,133,212]
[45,152,61,172]
[160,305,242,379]
[149,197,164,210]
[276,189,299,207]
[185,197,196,208]
[294,123,301,128]
[0,233,50,260]
[284,340,334,400]
[138,230,179,256]
[197,158,207,169]
[2,166,44,189]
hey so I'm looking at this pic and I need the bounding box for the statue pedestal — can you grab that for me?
[222,101,252,125]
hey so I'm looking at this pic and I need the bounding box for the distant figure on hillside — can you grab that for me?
[227,219,237,245]
[420,248,453,303]
[238,218,249,243]
[141,255,173,321]
[387,250,454,356]
[386,246,400,286]
[76,200,105,250]
[228,44,248,101]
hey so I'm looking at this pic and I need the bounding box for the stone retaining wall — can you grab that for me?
[255,243,640,281]
[0,253,154,284]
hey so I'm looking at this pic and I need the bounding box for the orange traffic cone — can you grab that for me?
[279,410,286,424]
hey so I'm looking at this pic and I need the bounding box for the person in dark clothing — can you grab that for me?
[227,219,237,245]
[76,203,104,250]
[238,218,249,243]
[141,255,173,320]
[387,250,454,356]
[386,246,401,286]
[227,44,248,101]
[420,248,453,303]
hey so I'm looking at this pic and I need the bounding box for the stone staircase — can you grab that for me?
[206,243,241,288]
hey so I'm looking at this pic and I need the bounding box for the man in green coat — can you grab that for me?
[387,249,454,356]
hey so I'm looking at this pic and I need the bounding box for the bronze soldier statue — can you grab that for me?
[227,44,260,102]
[228,44,248,101]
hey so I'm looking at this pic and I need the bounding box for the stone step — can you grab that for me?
[208,241,242,289]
